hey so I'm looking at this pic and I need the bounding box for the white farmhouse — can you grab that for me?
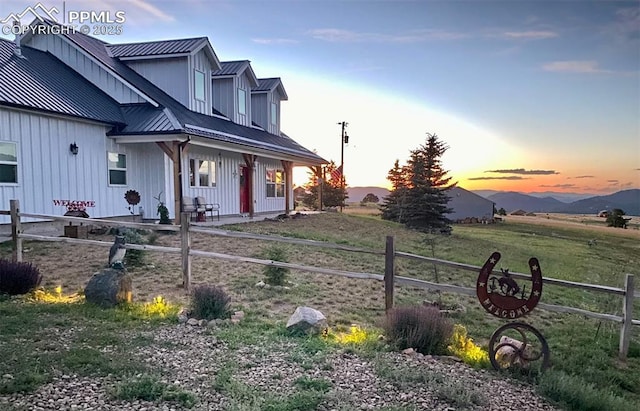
[0,20,326,223]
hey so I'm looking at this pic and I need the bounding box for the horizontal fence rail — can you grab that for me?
[4,200,638,359]
[396,251,630,297]
[190,226,384,255]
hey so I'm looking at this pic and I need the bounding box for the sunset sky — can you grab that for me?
[2,0,638,194]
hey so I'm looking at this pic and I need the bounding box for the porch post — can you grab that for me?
[157,141,189,225]
[281,160,293,214]
[242,154,257,218]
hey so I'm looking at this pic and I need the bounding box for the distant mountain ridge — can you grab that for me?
[486,189,640,216]
[487,192,565,212]
[347,186,640,216]
[347,186,390,203]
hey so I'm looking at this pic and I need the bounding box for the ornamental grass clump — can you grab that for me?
[0,259,42,295]
[190,284,231,320]
[384,305,453,355]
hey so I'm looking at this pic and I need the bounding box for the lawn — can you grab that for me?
[0,212,638,410]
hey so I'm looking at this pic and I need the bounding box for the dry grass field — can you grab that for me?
[1,211,639,409]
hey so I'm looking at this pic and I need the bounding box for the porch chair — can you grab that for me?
[196,196,220,221]
[181,196,198,221]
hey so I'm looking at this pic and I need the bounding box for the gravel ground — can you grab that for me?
[1,323,560,411]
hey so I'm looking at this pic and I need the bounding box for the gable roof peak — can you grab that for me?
[253,77,288,100]
[212,60,259,87]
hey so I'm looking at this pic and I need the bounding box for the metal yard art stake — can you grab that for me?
[477,252,550,372]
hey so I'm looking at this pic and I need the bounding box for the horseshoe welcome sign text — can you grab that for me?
[476,252,543,319]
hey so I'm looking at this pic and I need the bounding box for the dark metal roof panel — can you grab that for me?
[253,78,280,92]
[117,104,175,133]
[0,39,124,124]
[56,24,324,164]
[212,60,249,76]
[107,37,207,58]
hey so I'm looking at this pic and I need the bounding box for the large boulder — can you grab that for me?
[84,268,132,308]
[286,306,327,336]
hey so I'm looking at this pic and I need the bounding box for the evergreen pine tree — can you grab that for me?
[381,133,455,232]
[380,159,409,222]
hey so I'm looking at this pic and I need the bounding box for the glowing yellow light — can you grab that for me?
[32,286,84,304]
[447,324,489,367]
[326,324,370,345]
[132,295,180,319]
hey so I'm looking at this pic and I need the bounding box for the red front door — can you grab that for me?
[239,166,250,214]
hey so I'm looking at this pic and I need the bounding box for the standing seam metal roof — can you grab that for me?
[212,60,250,76]
[28,21,324,164]
[0,39,124,124]
[106,37,208,58]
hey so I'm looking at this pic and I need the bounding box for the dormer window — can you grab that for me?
[194,69,205,101]
[270,102,277,126]
[238,88,247,115]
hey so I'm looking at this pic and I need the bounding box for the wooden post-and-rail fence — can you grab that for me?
[5,200,638,359]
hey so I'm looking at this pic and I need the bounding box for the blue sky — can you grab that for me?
[2,0,639,194]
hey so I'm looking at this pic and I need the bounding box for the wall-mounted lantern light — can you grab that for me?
[69,142,79,155]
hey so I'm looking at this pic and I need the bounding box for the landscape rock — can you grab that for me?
[186,318,200,326]
[231,311,245,324]
[83,268,132,308]
[402,348,416,355]
[286,306,327,335]
[496,336,533,367]
[255,281,266,288]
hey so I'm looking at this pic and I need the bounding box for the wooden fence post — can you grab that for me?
[385,235,395,312]
[10,199,22,263]
[619,274,634,360]
[181,212,192,293]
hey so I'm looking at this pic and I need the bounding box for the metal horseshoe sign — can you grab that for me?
[476,252,543,319]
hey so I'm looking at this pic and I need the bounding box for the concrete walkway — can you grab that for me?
[189,211,322,228]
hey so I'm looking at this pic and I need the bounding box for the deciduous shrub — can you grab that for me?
[110,227,147,268]
[383,305,453,355]
[262,246,289,286]
[190,284,231,320]
[0,259,42,295]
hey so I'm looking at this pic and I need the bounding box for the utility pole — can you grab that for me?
[337,121,349,212]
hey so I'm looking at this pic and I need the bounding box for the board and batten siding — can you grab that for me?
[250,93,268,130]
[189,49,214,115]
[24,34,146,104]
[212,78,234,119]
[236,73,253,126]
[182,147,242,216]
[254,157,286,214]
[125,58,189,106]
[0,107,164,221]
[268,89,281,135]
[126,143,166,220]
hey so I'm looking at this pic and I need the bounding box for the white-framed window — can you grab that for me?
[194,69,205,101]
[0,141,18,184]
[266,169,284,198]
[108,152,127,186]
[270,102,277,126]
[189,159,216,187]
[238,88,246,115]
